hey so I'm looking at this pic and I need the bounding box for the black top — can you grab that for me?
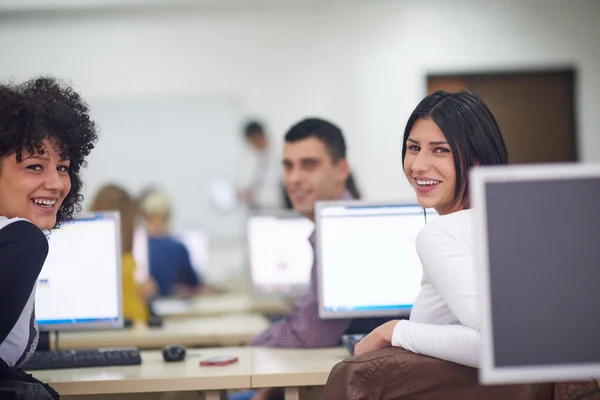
[0,217,49,368]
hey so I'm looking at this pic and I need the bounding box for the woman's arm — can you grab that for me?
[391,223,480,367]
[392,320,479,367]
[355,220,481,367]
[0,220,48,343]
[414,225,478,328]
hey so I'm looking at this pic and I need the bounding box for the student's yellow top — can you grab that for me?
[122,252,148,322]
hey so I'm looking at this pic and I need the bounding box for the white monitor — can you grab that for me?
[177,228,210,277]
[471,163,600,385]
[247,211,314,296]
[35,211,123,331]
[316,201,437,319]
[132,224,150,284]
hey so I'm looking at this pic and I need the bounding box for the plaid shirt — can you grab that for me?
[251,191,352,348]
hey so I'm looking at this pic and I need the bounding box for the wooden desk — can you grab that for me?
[251,347,348,400]
[32,346,347,400]
[54,314,269,350]
[153,293,292,319]
[32,348,252,399]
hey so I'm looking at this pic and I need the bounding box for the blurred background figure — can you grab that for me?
[138,189,209,297]
[89,184,157,323]
[283,170,362,209]
[237,120,285,211]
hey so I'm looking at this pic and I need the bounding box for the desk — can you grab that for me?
[33,346,348,400]
[251,347,347,400]
[33,348,252,399]
[53,314,269,350]
[153,293,292,318]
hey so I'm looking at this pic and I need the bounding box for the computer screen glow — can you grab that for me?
[247,213,314,295]
[318,203,435,318]
[35,212,122,330]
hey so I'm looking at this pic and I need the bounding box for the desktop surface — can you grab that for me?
[31,347,254,396]
[317,201,435,319]
[247,212,314,296]
[35,212,123,331]
[471,164,600,385]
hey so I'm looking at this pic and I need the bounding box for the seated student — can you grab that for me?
[250,118,354,348]
[322,90,599,398]
[90,184,157,323]
[139,190,207,297]
[0,77,98,399]
[354,90,507,364]
[230,118,382,400]
[283,170,361,208]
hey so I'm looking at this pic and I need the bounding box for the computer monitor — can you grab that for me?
[35,211,123,331]
[177,228,210,277]
[132,224,150,284]
[316,201,437,319]
[246,211,314,296]
[471,163,600,385]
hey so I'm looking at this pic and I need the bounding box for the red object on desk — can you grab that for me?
[199,356,239,367]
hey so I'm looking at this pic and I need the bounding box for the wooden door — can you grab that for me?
[427,70,577,164]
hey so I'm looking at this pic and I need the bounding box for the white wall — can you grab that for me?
[0,0,598,205]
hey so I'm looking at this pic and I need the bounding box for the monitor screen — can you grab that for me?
[177,228,210,277]
[471,163,600,384]
[132,224,150,284]
[35,212,123,331]
[317,201,434,319]
[247,212,314,295]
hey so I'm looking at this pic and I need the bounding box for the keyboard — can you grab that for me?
[22,347,142,371]
[342,334,366,356]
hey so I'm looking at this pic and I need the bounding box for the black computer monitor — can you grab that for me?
[471,163,600,384]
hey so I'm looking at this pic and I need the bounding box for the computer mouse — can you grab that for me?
[162,345,186,362]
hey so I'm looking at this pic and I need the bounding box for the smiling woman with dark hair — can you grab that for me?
[354,90,508,367]
[0,76,98,399]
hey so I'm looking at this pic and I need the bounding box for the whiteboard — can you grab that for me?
[82,96,246,240]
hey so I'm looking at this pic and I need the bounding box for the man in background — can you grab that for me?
[229,118,353,400]
[237,120,284,210]
[251,117,353,347]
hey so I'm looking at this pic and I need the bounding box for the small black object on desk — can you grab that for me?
[162,345,186,362]
[148,315,163,328]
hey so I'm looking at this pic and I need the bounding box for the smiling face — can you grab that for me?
[0,138,72,230]
[283,137,348,219]
[403,118,464,215]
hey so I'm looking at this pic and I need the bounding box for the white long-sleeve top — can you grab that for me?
[391,209,480,368]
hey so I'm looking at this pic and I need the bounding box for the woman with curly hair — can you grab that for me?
[0,76,98,399]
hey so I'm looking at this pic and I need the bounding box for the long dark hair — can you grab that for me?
[402,90,508,206]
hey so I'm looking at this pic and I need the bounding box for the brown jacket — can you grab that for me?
[322,347,600,400]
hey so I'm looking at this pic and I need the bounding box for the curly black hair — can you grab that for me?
[0,76,99,228]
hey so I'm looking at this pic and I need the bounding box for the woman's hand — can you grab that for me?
[354,320,399,356]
